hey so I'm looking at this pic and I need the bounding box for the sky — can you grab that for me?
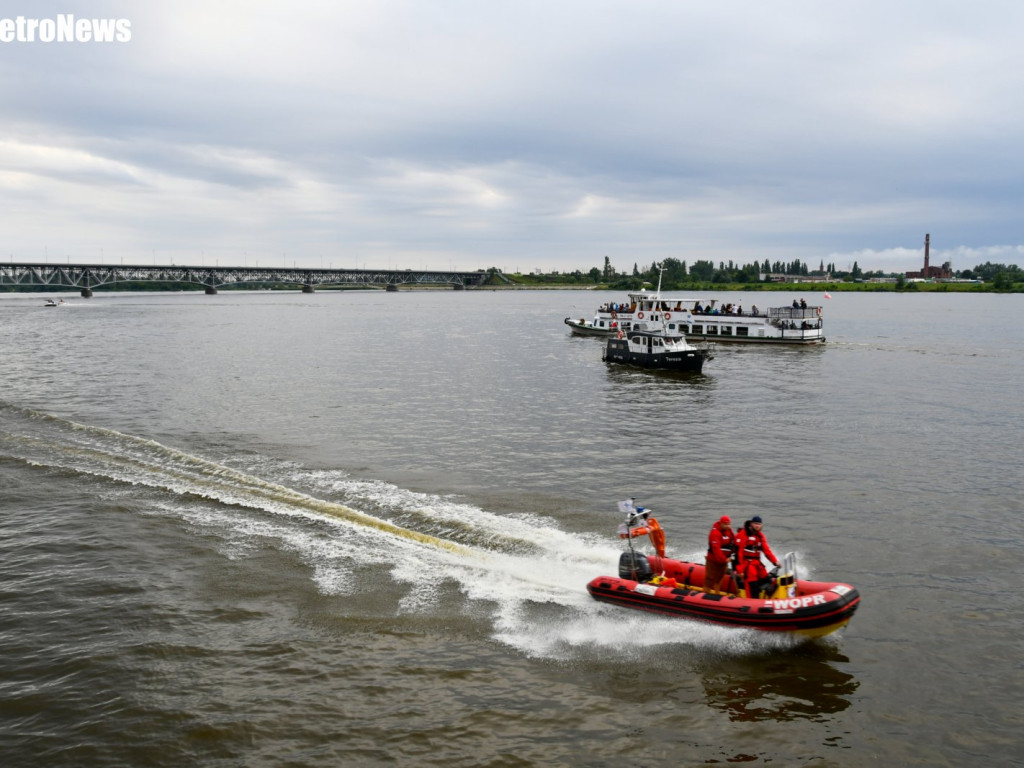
[3,0,1024,275]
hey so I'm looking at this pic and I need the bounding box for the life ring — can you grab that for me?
[664,312,671,320]
[816,307,822,316]
[637,312,645,319]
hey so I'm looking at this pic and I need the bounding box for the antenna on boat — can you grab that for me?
[652,263,666,330]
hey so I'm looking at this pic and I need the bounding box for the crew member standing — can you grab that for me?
[618,505,666,559]
[736,515,779,598]
[704,515,736,592]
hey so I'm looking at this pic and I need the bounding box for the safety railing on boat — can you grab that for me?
[767,306,822,320]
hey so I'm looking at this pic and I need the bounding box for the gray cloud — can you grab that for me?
[2,0,1023,272]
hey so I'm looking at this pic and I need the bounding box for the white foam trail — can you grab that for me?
[1,403,822,658]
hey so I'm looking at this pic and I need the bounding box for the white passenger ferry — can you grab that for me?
[593,292,825,344]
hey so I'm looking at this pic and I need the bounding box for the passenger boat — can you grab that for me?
[564,315,620,337]
[601,269,713,372]
[587,502,860,638]
[592,293,826,344]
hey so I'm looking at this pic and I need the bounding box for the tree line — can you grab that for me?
[503,257,1023,290]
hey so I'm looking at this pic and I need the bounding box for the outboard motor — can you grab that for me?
[619,551,653,581]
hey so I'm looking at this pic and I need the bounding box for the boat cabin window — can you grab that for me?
[679,324,689,333]
[720,326,732,336]
[705,326,717,335]
[736,326,749,337]
[691,324,702,334]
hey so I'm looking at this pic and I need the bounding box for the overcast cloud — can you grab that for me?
[3,0,1024,273]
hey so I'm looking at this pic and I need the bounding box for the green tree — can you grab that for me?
[690,260,715,282]
[660,257,687,287]
[993,271,1015,290]
[975,262,1021,284]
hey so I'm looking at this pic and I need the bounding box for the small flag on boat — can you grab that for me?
[618,498,636,515]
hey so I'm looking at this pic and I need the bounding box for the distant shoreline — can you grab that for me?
[2,282,1018,294]
[471,282,1007,293]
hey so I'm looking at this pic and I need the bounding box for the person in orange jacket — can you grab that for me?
[704,515,736,592]
[617,504,666,558]
[736,515,779,598]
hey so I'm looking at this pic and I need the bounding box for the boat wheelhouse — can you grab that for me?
[593,293,825,345]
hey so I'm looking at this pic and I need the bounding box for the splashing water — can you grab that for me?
[1,401,815,659]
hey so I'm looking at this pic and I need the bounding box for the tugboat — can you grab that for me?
[587,500,860,638]
[602,267,713,372]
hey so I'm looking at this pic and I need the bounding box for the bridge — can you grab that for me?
[0,262,494,296]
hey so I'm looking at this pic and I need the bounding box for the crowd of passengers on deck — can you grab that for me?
[600,300,763,316]
[600,297,816,319]
[691,303,759,316]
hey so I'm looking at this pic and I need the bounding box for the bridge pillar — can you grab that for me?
[302,284,315,293]
[205,286,218,295]
[453,283,465,290]
[385,283,398,292]
[80,287,93,298]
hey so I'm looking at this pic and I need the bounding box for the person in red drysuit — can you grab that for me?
[704,515,737,592]
[736,515,779,598]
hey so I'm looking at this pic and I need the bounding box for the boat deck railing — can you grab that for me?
[767,306,822,320]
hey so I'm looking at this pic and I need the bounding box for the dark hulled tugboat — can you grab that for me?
[602,266,713,372]
[602,327,712,372]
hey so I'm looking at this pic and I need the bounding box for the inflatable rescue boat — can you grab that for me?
[587,501,861,638]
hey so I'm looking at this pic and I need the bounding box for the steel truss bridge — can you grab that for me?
[0,263,492,296]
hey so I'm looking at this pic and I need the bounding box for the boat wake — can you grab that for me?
[0,401,817,659]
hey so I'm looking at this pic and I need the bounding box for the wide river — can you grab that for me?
[1,288,1021,767]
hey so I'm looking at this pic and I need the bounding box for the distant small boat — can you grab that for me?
[44,299,58,307]
[564,315,620,337]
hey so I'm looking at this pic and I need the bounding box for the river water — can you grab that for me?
[1,288,1021,767]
